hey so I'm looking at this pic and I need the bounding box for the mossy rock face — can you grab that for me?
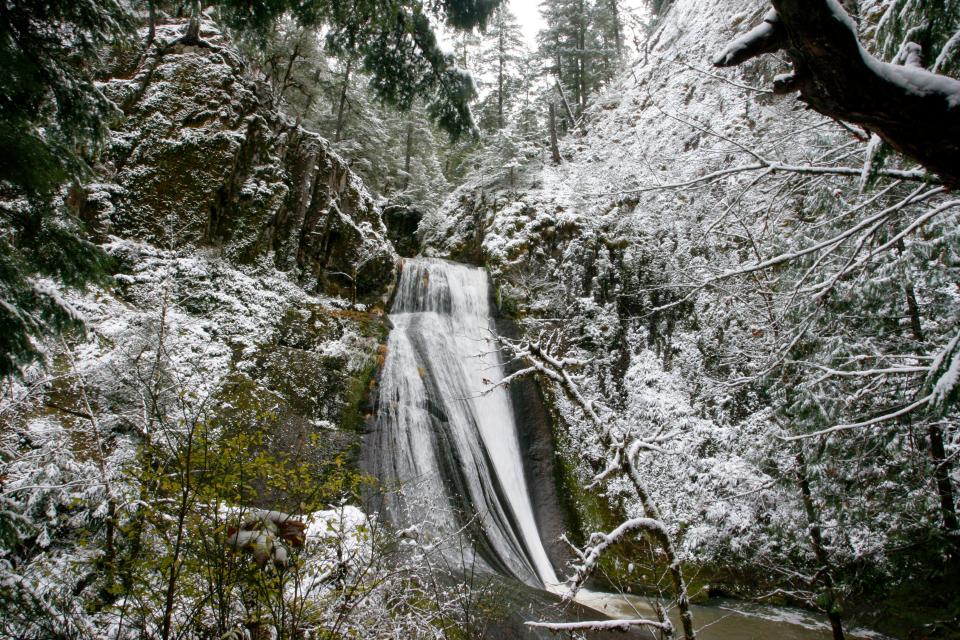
[94,20,396,301]
[246,303,386,427]
[275,303,388,349]
[213,372,357,465]
[210,372,359,508]
[250,347,349,424]
[275,305,347,350]
[211,303,388,507]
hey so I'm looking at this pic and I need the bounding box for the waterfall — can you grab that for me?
[370,258,560,590]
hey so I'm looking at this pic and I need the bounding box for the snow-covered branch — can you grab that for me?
[526,618,674,633]
[714,0,960,186]
[567,517,670,594]
[780,394,934,441]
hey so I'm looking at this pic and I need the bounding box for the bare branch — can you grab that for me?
[780,394,934,441]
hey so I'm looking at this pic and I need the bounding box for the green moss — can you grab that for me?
[495,285,521,319]
[547,391,648,587]
[208,301,389,507]
[340,359,377,435]
[210,371,363,506]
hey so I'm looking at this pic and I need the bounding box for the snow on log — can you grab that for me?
[226,509,307,569]
[712,9,785,67]
[526,618,673,633]
[239,509,307,547]
[714,0,960,187]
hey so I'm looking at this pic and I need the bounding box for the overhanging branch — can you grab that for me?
[714,0,960,187]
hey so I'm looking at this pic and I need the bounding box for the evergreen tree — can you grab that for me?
[864,0,960,76]
[646,0,673,14]
[320,0,494,139]
[537,0,621,116]
[592,0,625,79]
[476,6,527,131]
[391,107,451,209]
[275,51,450,214]
[450,28,484,69]
[466,54,546,191]
[0,0,128,197]
[539,0,595,114]
[0,0,130,377]
[239,18,329,113]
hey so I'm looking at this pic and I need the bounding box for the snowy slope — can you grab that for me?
[0,20,399,636]
[423,0,960,612]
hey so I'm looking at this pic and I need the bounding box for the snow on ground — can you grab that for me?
[422,0,959,592]
[0,235,382,637]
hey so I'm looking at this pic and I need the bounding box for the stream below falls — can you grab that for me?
[364,257,884,640]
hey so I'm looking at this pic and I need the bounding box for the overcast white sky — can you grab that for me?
[509,0,546,47]
[439,1,650,55]
[507,1,650,48]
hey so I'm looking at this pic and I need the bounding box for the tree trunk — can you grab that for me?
[890,239,956,539]
[402,122,414,191]
[181,0,201,45]
[146,1,157,50]
[929,424,960,536]
[892,238,925,343]
[297,68,323,126]
[556,81,578,130]
[714,1,960,187]
[576,0,588,113]
[610,0,623,57]
[549,103,562,165]
[160,474,190,640]
[797,451,845,640]
[334,58,353,143]
[498,27,506,130]
[276,40,302,109]
[623,453,695,639]
[160,421,196,640]
[905,281,924,342]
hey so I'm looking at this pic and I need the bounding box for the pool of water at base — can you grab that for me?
[572,590,890,640]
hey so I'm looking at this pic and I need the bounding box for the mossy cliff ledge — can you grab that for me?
[5,20,399,531]
[87,20,395,301]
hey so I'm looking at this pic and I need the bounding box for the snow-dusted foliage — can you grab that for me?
[424,0,960,624]
[0,235,391,635]
[0,17,412,639]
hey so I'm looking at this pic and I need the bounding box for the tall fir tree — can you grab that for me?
[539,0,594,114]
[591,0,625,80]
[537,0,626,117]
[476,6,527,131]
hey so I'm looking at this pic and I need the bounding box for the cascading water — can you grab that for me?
[368,259,879,640]
[369,258,560,590]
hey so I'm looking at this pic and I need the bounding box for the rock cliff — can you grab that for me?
[86,20,395,301]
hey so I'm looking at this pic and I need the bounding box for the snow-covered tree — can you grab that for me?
[476,6,527,132]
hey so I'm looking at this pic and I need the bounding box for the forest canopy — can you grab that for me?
[0,0,503,378]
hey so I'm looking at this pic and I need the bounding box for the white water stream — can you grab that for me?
[369,258,884,639]
[372,258,560,590]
